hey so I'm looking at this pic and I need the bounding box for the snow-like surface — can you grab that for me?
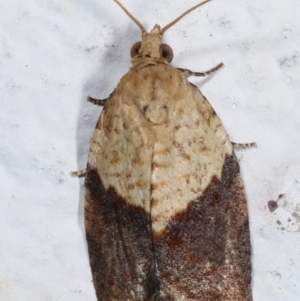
[1,0,300,300]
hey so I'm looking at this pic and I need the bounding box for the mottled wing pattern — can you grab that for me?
[85,79,155,300]
[154,153,252,300]
[85,64,252,301]
[85,168,153,300]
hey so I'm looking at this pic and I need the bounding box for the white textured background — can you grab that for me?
[1,0,300,300]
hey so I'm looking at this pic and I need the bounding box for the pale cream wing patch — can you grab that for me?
[87,64,233,235]
[87,75,156,213]
[149,65,233,235]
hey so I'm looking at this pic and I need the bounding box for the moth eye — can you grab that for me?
[130,41,142,58]
[160,43,173,63]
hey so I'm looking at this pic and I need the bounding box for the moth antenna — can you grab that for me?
[113,0,147,34]
[161,0,212,34]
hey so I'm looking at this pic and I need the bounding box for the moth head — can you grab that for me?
[130,25,173,63]
[113,0,212,64]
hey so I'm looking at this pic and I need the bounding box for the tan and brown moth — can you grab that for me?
[73,0,253,300]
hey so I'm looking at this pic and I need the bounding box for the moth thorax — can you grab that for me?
[143,102,168,125]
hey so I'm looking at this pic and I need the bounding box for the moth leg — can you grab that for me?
[70,169,86,178]
[232,142,257,150]
[87,96,107,106]
[177,62,224,77]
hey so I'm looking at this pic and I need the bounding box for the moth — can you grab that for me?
[74,0,253,300]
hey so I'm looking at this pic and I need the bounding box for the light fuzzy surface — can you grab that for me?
[89,61,232,234]
[1,0,300,300]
